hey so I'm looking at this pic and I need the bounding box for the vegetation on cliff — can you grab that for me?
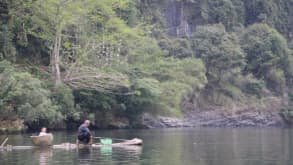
[0,0,292,130]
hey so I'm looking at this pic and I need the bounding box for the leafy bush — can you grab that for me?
[0,61,61,125]
[159,38,193,58]
[191,24,245,85]
[241,23,292,93]
[280,107,293,125]
[51,84,75,118]
[0,25,16,61]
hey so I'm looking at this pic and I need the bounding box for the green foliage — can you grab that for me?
[118,55,207,117]
[74,90,116,113]
[244,0,278,25]
[243,0,292,35]
[191,24,245,86]
[0,1,16,61]
[159,38,193,58]
[241,23,292,93]
[266,68,286,93]
[1,0,293,129]
[0,25,16,61]
[129,51,207,115]
[0,61,61,125]
[118,78,161,120]
[133,78,161,97]
[280,107,293,125]
[203,0,243,30]
[51,84,75,117]
[236,75,265,98]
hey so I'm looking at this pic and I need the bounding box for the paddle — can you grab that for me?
[93,137,129,142]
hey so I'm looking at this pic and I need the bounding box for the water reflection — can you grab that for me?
[78,148,91,165]
[100,146,112,154]
[134,128,293,165]
[1,128,293,165]
[32,148,53,165]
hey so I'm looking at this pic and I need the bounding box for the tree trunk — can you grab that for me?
[51,30,62,85]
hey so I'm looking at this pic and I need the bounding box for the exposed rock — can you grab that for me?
[183,109,283,127]
[140,113,167,128]
[93,112,130,129]
[108,117,130,129]
[140,97,285,128]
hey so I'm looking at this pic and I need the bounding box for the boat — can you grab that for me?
[0,138,143,150]
[30,133,54,146]
[53,138,143,149]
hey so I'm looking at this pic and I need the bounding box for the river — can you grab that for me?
[0,128,292,165]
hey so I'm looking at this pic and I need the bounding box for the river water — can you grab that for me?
[0,128,293,165]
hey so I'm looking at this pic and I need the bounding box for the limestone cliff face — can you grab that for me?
[163,1,203,37]
[157,0,210,37]
[141,0,292,39]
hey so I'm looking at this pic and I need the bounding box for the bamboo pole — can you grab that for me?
[1,137,8,147]
[93,137,128,142]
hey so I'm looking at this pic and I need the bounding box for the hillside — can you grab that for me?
[0,0,292,131]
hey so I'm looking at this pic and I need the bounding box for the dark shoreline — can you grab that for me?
[140,109,286,128]
[0,124,289,135]
[0,109,288,134]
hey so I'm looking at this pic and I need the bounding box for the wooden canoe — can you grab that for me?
[31,133,54,146]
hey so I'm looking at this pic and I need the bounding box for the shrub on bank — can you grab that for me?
[0,61,61,129]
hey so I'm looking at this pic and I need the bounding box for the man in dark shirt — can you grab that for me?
[77,120,92,144]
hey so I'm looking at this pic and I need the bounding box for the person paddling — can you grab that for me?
[77,120,92,144]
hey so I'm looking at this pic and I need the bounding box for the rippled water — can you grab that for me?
[1,128,293,165]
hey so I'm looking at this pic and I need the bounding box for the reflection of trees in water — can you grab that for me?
[192,128,293,165]
[4,129,293,165]
[139,128,293,165]
[78,148,91,165]
[113,147,142,165]
[32,148,53,165]
[76,146,142,165]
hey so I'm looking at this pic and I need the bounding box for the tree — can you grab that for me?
[159,38,193,58]
[127,40,207,115]
[27,0,88,85]
[8,0,133,93]
[204,0,241,30]
[0,61,61,126]
[241,23,293,93]
[191,24,245,86]
[0,0,16,61]
[244,0,278,25]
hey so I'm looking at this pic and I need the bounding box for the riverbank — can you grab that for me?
[0,108,286,134]
[0,119,26,133]
[0,109,286,134]
[140,109,284,128]
[140,96,285,128]
[0,96,287,133]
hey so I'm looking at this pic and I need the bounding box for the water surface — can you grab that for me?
[0,128,293,165]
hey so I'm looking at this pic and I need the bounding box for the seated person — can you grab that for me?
[39,127,47,136]
[77,120,91,144]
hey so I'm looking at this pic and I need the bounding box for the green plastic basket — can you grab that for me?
[100,138,112,145]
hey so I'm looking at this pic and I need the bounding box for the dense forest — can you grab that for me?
[0,0,292,131]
